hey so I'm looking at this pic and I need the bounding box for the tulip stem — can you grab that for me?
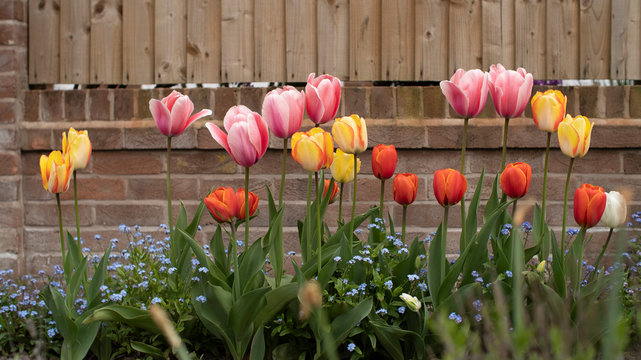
[73,171,80,242]
[540,132,552,258]
[401,205,407,242]
[574,227,587,294]
[460,118,468,249]
[511,199,518,221]
[230,221,240,299]
[441,206,449,280]
[338,183,344,224]
[306,171,313,261]
[560,157,575,255]
[279,138,288,208]
[56,193,65,265]
[500,117,510,171]
[594,228,614,272]
[166,137,173,240]
[349,154,358,256]
[379,179,385,218]
[316,171,322,276]
[314,171,319,200]
[244,166,250,248]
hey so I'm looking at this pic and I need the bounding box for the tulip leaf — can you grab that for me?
[87,245,111,308]
[329,297,372,346]
[460,169,484,251]
[427,223,444,307]
[393,237,425,280]
[190,285,236,358]
[211,225,230,277]
[130,341,165,359]
[249,326,266,360]
[370,318,423,360]
[267,206,285,288]
[484,174,501,223]
[178,228,230,290]
[238,235,268,294]
[550,231,566,298]
[254,282,299,325]
[84,305,158,333]
[228,287,270,337]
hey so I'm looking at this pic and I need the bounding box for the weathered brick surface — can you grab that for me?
[0,22,26,46]
[0,152,18,174]
[343,87,369,117]
[396,87,422,118]
[370,87,395,118]
[40,90,63,122]
[0,99,16,123]
[89,89,111,120]
[114,89,134,120]
[214,87,238,119]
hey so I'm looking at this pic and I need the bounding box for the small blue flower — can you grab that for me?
[195,295,207,303]
[473,299,482,312]
[376,308,388,316]
[168,267,177,274]
[505,270,513,278]
[333,256,342,262]
[398,306,405,314]
[381,248,389,255]
[198,267,209,273]
[448,312,462,324]
[418,282,427,292]
[407,274,419,282]
[384,280,393,290]
[520,222,533,233]
[354,229,362,234]
[474,314,482,322]
[47,327,58,338]
[347,343,356,352]
[566,228,579,236]
[151,297,162,304]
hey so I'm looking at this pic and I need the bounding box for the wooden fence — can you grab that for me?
[28,0,640,84]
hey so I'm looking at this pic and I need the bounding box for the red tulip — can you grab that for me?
[206,105,269,167]
[236,188,259,220]
[500,162,532,199]
[262,86,305,139]
[305,73,341,125]
[204,187,238,223]
[323,179,339,204]
[372,144,397,180]
[488,64,533,118]
[149,90,212,137]
[573,183,607,229]
[433,169,467,207]
[393,173,418,206]
[440,69,489,118]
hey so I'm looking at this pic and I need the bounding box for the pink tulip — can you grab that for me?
[488,64,533,118]
[149,90,212,137]
[262,86,305,139]
[206,105,269,167]
[440,69,489,118]
[305,73,341,125]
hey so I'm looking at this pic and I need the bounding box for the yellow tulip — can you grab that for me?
[291,127,334,172]
[330,149,361,183]
[63,128,92,170]
[558,115,593,158]
[331,114,368,154]
[39,150,73,194]
[531,90,566,132]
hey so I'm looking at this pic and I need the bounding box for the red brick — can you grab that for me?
[20,153,41,175]
[89,89,111,120]
[370,86,395,119]
[0,204,22,227]
[423,86,447,118]
[196,125,224,149]
[0,99,16,123]
[24,202,93,227]
[467,149,544,174]
[548,150,621,174]
[368,121,427,149]
[342,87,369,118]
[251,150,312,175]
[0,228,19,254]
[0,73,18,97]
[136,89,163,119]
[0,22,26,46]
[0,258,19,273]
[127,177,199,200]
[170,150,238,174]
[396,87,422,118]
[629,86,641,118]
[92,151,163,174]
[23,229,63,254]
[0,1,26,21]
[477,92,499,118]
[124,126,196,149]
[20,128,52,150]
[427,122,502,149]
[0,152,18,174]
[623,152,641,174]
[41,90,63,122]
[605,86,625,118]
[239,87,264,113]
[214,87,238,119]
[114,89,134,120]
[23,90,39,121]
[185,88,214,115]
[506,122,552,148]
[0,178,19,201]
[0,48,25,72]
[59,177,127,201]
[0,128,17,149]
[590,122,641,148]
[578,86,601,118]
[23,175,52,200]
[94,204,165,226]
[64,90,87,121]
[85,127,124,150]
[353,176,428,202]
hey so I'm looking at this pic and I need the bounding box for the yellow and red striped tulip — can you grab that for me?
[204,187,238,223]
[393,173,418,206]
[63,128,92,170]
[500,162,532,199]
[558,115,593,158]
[433,169,467,207]
[573,183,607,229]
[323,179,339,204]
[236,188,259,220]
[39,150,73,194]
[331,114,368,154]
[330,149,361,184]
[531,90,566,132]
[291,127,334,172]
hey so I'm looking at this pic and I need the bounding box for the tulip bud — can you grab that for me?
[440,69,489,118]
[330,149,361,183]
[531,90,566,132]
[150,90,212,137]
[573,183,607,229]
[291,127,334,172]
[305,73,341,125]
[500,162,532,199]
[298,279,323,320]
[236,188,259,220]
[536,260,547,274]
[601,191,627,228]
[433,169,467,207]
[331,114,368,154]
[558,115,593,158]
[399,293,421,312]
[204,187,238,223]
[323,179,339,204]
[372,144,397,180]
[393,173,418,206]
[262,86,305,139]
[39,150,73,194]
[488,64,533,118]
[63,128,92,170]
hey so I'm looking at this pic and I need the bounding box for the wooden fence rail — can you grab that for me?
[28,0,640,84]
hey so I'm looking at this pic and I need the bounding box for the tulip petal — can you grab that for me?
[149,99,171,136]
[433,172,447,206]
[187,109,213,128]
[514,73,533,117]
[305,85,325,124]
[440,81,469,117]
[163,90,182,111]
[228,122,257,167]
[169,96,195,136]
[293,139,323,172]
[206,122,232,155]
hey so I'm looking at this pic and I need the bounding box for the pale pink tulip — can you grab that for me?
[206,105,269,167]
[305,73,341,125]
[488,64,533,118]
[440,69,489,118]
[149,90,212,137]
[262,86,305,139]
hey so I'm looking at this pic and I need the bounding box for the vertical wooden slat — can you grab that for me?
[29,0,60,83]
[349,0,381,80]
[580,0,611,79]
[317,0,349,79]
[254,0,285,82]
[546,0,579,79]
[448,0,482,73]
[286,0,316,82]
[60,0,89,83]
[611,0,641,79]
[123,0,154,84]
[90,0,122,84]
[381,0,414,80]
[514,0,545,78]
[415,0,448,80]
[155,0,186,83]
[187,0,221,83]
[221,0,253,82]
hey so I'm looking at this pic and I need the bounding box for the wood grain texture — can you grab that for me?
[415,0,448,80]
[381,0,414,80]
[29,0,60,83]
[317,0,349,79]
[60,0,90,83]
[254,0,285,81]
[221,0,253,82]
[611,0,641,79]
[349,0,382,80]
[580,0,611,79]
[90,0,122,84]
[448,0,482,73]
[546,0,579,79]
[155,0,186,83]
[123,0,154,84]
[286,0,316,82]
[514,0,545,78]
[187,0,221,83]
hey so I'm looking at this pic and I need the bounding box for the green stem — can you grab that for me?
[166,136,173,239]
[338,182,344,224]
[56,194,65,265]
[401,205,407,242]
[349,154,358,257]
[461,118,469,174]
[560,157,575,255]
[512,199,518,220]
[317,171,322,276]
[314,171,319,200]
[441,206,449,280]
[541,132,551,223]
[279,138,288,208]
[500,117,510,171]
[230,222,240,299]
[306,172,313,261]
[379,180,385,218]
[594,228,614,272]
[575,227,587,294]
[244,167,250,248]
[460,118,468,249]
[73,171,80,241]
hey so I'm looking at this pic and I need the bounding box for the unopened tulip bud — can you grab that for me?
[399,293,421,312]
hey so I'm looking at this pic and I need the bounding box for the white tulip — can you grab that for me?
[399,293,422,312]
[601,191,627,228]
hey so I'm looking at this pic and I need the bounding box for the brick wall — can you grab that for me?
[7,79,641,273]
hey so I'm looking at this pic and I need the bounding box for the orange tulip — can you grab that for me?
[558,115,593,158]
[573,183,607,229]
[39,150,73,194]
[323,179,339,204]
[393,173,418,206]
[236,188,259,220]
[63,128,92,170]
[204,187,238,223]
[531,90,566,132]
[291,127,334,172]
[372,144,397,180]
[433,169,467,207]
[331,114,368,154]
[500,162,532,199]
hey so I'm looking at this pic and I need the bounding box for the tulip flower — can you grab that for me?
[558,115,593,159]
[323,179,339,204]
[330,149,361,184]
[393,173,418,206]
[500,162,532,199]
[305,73,341,125]
[531,90,566,133]
[235,188,259,220]
[149,90,212,137]
[372,144,397,180]
[204,187,238,223]
[63,128,91,170]
[433,169,467,208]
[601,191,627,229]
[332,114,368,155]
[291,127,334,172]
[573,183,607,229]
[440,68,489,118]
[399,293,422,312]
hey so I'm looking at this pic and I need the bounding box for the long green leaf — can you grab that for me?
[268,206,285,288]
[330,298,372,345]
[238,237,267,294]
[88,246,111,307]
[249,326,266,360]
[254,283,299,325]
[228,287,270,338]
[178,228,230,290]
[550,231,566,298]
[483,174,500,222]
[460,169,484,250]
[84,305,158,333]
[211,225,230,277]
[130,341,165,359]
[427,223,444,306]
